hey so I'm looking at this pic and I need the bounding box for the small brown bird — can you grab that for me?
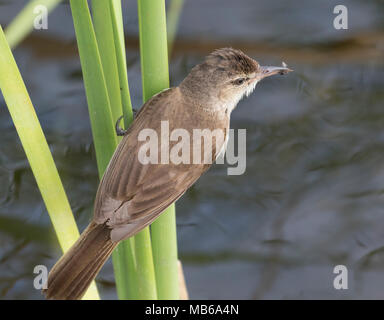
[44,48,292,299]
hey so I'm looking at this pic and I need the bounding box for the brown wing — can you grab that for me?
[93,88,213,242]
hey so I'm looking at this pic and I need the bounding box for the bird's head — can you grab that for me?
[180,48,292,113]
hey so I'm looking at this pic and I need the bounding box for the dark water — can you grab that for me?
[0,0,384,299]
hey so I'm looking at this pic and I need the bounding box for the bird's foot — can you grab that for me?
[115,109,137,136]
[115,115,127,136]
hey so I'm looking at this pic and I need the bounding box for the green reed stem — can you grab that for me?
[69,0,117,175]
[138,0,179,299]
[134,228,158,299]
[91,0,137,300]
[0,24,99,300]
[69,0,120,300]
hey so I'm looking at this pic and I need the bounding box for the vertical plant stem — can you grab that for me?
[92,0,122,123]
[134,228,158,299]
[92,0,137,299]
[151,209,179,298]
[111,241,137,299]
[69,0,117,175]
[138,0,179,299]
[110,0,134,126]
[0,24,99,300]
[69,0,118,300]
[109,0,137,299]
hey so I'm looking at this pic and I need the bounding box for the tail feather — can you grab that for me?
[44,221,117,300]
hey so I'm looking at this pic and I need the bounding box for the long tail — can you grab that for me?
[44,221,117,300]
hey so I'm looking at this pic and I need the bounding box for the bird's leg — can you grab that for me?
[115,109,138,136]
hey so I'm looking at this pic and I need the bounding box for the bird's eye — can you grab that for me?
[232,78,246,86]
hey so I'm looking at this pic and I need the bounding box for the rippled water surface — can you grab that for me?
[0,0,383,299]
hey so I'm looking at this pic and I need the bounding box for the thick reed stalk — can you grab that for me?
[138,0,179,300]
[91,0,136,299]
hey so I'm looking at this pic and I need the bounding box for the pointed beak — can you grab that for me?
[259,64,293,79]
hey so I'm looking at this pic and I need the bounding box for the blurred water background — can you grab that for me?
[0,0,383,299]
